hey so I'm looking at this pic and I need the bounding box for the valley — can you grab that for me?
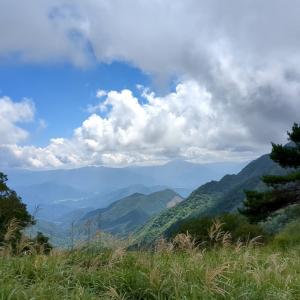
[5,160,245,247]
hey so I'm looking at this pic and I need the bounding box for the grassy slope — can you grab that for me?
[1,245,300,299]
[134,154,285,245]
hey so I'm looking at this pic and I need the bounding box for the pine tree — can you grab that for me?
[240,123,300,222]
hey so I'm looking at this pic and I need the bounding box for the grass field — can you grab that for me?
[1,234,300,300]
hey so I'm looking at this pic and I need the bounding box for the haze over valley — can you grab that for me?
[4,160,245,245]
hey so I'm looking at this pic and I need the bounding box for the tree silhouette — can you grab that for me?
[0,172,34,243]
[240,123,300,222]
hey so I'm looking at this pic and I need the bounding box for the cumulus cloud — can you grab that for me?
[0,97,35,144]
[1,78,299,169]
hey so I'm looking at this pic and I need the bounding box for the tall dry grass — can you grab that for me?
[0,218,50,257]
[0,220,300,299]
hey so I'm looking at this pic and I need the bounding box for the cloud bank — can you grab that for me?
[1,77,299,168]
[2,0,300,75]
[1,0,300,168]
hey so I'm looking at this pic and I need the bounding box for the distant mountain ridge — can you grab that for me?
[6,160,245,193]
[4,160,245,223]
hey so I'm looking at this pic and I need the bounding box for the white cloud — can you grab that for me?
[2,78,299,169]
[0,97,35,144]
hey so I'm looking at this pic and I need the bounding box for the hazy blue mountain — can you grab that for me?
[15,182,88,205]
[6,160,245,194]
[80,184,170,209]
[6,166,152,193]
[3,160,245,224]
[129,160,247,190]
[55,208,94,227]
[50,185,170,224]
[25,219,71,248]
[20,184,179,223]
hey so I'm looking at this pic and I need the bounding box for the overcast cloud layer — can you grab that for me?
[1,0,300,168]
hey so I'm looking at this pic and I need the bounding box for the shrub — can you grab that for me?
[32,232,53,254]
[170,213,267,247]
[272,220,300,249]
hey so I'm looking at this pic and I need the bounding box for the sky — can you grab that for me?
[0,0,300,169]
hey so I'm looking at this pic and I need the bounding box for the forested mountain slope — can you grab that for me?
[79,189,183,236]
[133,154,285,245]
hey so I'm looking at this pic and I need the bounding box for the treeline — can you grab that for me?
[0,172,52,254]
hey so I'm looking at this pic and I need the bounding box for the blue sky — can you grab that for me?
[0,62,151,147]
[0,1,300,169]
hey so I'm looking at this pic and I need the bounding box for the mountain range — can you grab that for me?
[4,160,245,223]
[6,158,275,247]
[132,154,286,246]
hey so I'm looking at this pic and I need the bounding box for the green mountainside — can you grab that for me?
[133,193,215,246]
[133,154,286,246]
[78,189,183,236]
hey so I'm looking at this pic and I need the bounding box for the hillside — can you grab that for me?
[79,189,183,236]
[133,154,286,245]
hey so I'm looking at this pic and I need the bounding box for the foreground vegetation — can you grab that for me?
[1,227,300,300]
